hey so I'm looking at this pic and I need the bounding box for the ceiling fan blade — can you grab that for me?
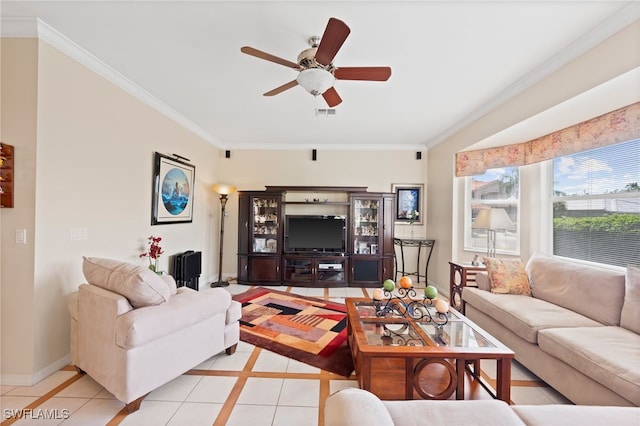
[322,87,342,107]
[334,67,392,81]
[241,46,302,70]
[315,18,351,66]
[263,80,299,96]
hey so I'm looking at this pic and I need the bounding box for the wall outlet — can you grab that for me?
[70,227,88,241]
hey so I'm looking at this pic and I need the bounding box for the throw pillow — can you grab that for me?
[161,274,178,296]
[483,257,531,296]
[620,265,640,334]
[82,256,171,308]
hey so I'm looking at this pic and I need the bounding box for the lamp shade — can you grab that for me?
[296,68,335,96]
[212,184,237,196]
[472,208,515,231]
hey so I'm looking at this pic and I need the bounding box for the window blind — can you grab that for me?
[552,139,640,267]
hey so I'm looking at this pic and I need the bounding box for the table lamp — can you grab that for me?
[471,208,515,258]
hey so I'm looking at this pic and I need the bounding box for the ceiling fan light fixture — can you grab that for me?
[296,68,335,96]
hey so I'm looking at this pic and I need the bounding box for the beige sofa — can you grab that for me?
[462,252,639,406]
[67,257,241,412]
[324,388,640,426]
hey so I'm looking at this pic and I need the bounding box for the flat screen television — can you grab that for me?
[284,215,346,253]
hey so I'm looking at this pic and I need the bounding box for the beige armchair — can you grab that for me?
[67,257,241,412]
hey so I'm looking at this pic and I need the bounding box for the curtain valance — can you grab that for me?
[455,101,640,177]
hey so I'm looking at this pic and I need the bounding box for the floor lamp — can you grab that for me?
[211,184,237,288]
[471,208,515,258]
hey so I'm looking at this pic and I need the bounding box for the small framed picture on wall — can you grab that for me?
[151,153,196,225]
[392,183,423,224]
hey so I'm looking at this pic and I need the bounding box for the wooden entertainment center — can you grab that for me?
[237,186,396,287]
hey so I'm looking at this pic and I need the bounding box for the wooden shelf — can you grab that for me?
[265,185,368,193]
[283,201,350,206]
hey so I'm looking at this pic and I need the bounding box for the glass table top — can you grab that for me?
[352,299,495,349]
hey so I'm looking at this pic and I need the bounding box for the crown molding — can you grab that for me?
[1,17,223,149]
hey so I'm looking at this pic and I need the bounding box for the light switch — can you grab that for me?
[16,229,26,244]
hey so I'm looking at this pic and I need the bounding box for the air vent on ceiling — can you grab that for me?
[315,108,337,117]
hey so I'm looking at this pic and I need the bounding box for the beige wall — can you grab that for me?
[0,39,427,384]
[216,149,428,279]
[3,17,637,385]
[1,38,38,381]
[427,19,640,292]
[1,39,220,384]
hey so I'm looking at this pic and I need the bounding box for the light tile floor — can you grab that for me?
[1,283,570,426]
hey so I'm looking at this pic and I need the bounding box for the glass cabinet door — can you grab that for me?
[252,196,279,254]
[283,258,313,283]
[353,198,380,255]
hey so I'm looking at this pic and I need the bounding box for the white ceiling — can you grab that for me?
[1,1,637,151]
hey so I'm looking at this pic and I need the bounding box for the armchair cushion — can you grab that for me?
[82,257,170,308]
[115,287,231,349]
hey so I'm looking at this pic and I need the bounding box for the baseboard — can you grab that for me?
[1,354,71,386]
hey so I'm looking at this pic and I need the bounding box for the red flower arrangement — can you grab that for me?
[140,235,164,274]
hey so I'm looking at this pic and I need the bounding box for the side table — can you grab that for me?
[394,238,435,284]
[449,261,486,313]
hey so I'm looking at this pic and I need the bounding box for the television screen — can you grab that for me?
[285,216,346,252]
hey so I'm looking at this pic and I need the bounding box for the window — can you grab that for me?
[465,166,520,255]
[552,139,640,267]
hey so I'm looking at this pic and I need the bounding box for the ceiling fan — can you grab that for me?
[241,17,392,107]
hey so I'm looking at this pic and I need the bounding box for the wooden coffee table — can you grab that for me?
[345,297,514,402]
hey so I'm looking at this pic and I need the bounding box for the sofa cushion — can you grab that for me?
[115,287,232,349]
[538,326,640,406]
[383,399,525,426]
[462,287,603,344]
[620,265,640,334]
[483,257,531,295]
[82,257,170,308]
[526,252,625,326]
[512,405,640,426]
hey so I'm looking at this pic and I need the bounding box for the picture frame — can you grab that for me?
[151,152,195,225]
[392,183,424,224]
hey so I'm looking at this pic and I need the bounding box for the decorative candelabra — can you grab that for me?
[372,286,450,327]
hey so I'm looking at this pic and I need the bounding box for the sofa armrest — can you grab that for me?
[78,284,133,345]
[325,388,394,426]
[476,271,491,291]
[75,284,134,372]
